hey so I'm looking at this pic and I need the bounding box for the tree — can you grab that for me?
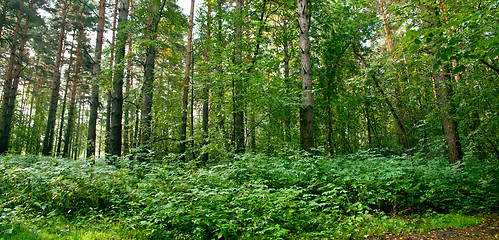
[42,0,68,156]
[62,24,83,158]
[86,0,107,158]
[109,0,129,157]
[141,0,169,148]
[0,0,24,154]
[180,0,195,156]
[297,0,314,152]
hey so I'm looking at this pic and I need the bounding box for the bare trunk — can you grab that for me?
[0,2,23,154]
[297,0,314,152]
[62,28,83,158]
[109,0,129,157]
[201,2,212,163]
[233,0,245,154]
[282,16,291,143]
[42,0,68,156]
[87,0,107,158]
[56,30,76,155]
[180,0,195,155]
[433,65,462,164]
[106,0,119,155]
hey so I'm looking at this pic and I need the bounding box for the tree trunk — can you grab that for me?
[123,37,133,154]
[282,15,291,143]
[233,0,245,154]
[62,27,83,158]
[180,0,195,156]
[201,2,212,163]
[42,0,68,156]
[297,0,314,152]
[109,0,129,157]
[433,65,462,164]
[0,1,23,154]
[106,0,119,155]
[56,30,76,155]
[87,0,107,158]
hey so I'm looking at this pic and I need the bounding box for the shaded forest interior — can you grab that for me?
[0,0,498,238]
[0,0,498,163]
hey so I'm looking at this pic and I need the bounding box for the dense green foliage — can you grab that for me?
[1,152,496,239]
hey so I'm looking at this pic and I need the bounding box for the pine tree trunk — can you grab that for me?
[106,0,119,155]
[180,0,195,156]
[62,28,83,158]
[109,0,129,157]
[56,30,76,155]
[297,0,314,152]
[42,0,68,156]
[87,0,107,158]
[0,2,23,154]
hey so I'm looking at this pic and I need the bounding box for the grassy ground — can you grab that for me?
[0,213,487,239]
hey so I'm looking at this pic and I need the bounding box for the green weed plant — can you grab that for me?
[0,150,496,239]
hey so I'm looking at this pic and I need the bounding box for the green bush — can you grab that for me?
[0,150,496,239]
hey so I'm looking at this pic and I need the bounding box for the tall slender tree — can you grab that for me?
[0,0,36,154]
[63,25,83,158]
[87,0,107,158]
[180,0,196,156]
[233,0,245,153]
[42,0,68,156]
[297,0,314,152]
[109,0,129,157]
[0,0,24,154]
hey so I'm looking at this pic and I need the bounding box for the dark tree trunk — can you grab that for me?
[87,0,107,158]
[42,0,68,156]
[62,28,83,158]
[106,0,119,155]
[141,44,156,147]
[297,0,314,152]
[0,2,23,154]
[233,0,245,154]
[180,0,195,156]
[201,2,212,163]
[56,30,76,155]
[109,0,129,157]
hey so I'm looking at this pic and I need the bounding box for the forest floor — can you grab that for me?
[370,214,499,239]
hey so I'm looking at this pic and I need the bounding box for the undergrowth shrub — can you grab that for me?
[0,150,496,239]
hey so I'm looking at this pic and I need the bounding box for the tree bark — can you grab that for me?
[180,0,195,156]
[63,28,83,158]
[42,0,68,156]
[0,1,24,154]
[87,0,107,158]
[201,1,212,163]
[109,0,129,157]
[233,0,245,154]
[106,0,119,155]
[433,65,462,164]
[297,0,314,152]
